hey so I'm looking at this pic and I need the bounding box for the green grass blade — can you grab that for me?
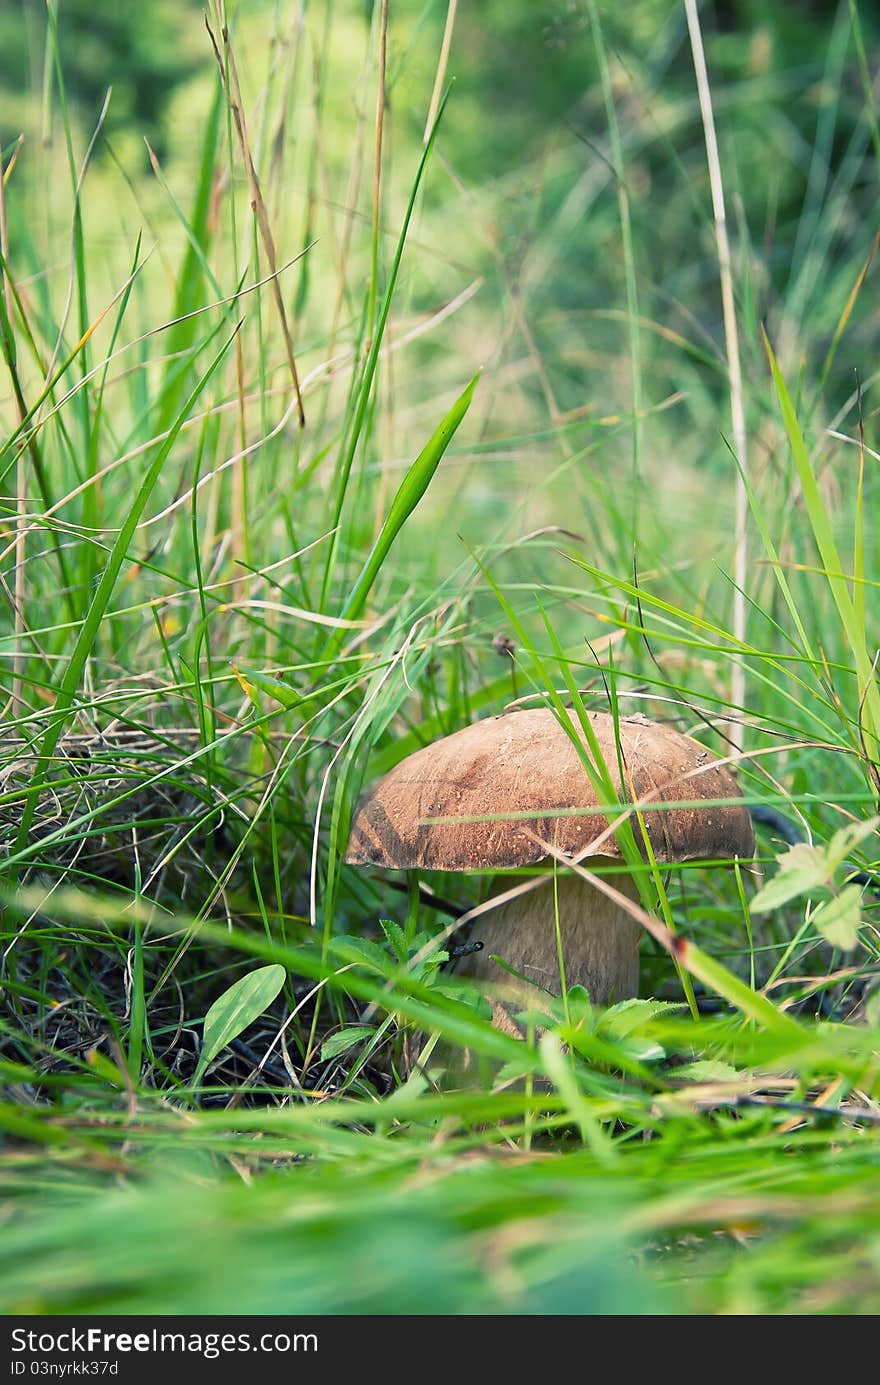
[763,329,880,760]
[9,324,240,864]
[324,370,480,663]
[318,86,453,609]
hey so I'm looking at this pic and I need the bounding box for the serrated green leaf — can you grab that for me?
[411,950,449,980]
[378,918,409,964]
[327,935,394,974]
[195,964,286,1086]
[670,1059,741,1082]
[598,997,684,1039]
[494,1056,536,1085]
[751,817,880,915]
[750,842,831,913]
[811,885,862,951]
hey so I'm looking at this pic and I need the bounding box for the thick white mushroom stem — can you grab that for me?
[456,865,643,1018]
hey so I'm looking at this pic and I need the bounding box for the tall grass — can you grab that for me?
[1,0,880,1315]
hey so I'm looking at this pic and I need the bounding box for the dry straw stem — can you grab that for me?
[371,0,389,326]
[369,0,391,539]
[685,0,749,750]
[206,4,306,428]
[424,0,459,144]
[0,143,26,716]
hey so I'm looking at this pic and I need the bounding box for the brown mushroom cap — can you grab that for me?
[346,708,754,872]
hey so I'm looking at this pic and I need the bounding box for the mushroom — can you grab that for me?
[346,708,754,1014]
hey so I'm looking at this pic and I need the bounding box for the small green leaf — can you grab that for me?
[811,885,862,951]
[670,1059,740,1082]
[320,1026,376,1061]
[410,949,449,981]
[617,1036,667,1063]
[751,818,880,914]
[378,918,409,964]
[195,964,285,1086]
[750,842,830,913]
[430,978,480,1007]
[327,935,395,974]
[230,663,317,716]
[84,1048,127,1089]
[494,1056,536,1085]
[598,997,684,1039]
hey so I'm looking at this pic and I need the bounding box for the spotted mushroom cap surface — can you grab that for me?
[345,708,754,872]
